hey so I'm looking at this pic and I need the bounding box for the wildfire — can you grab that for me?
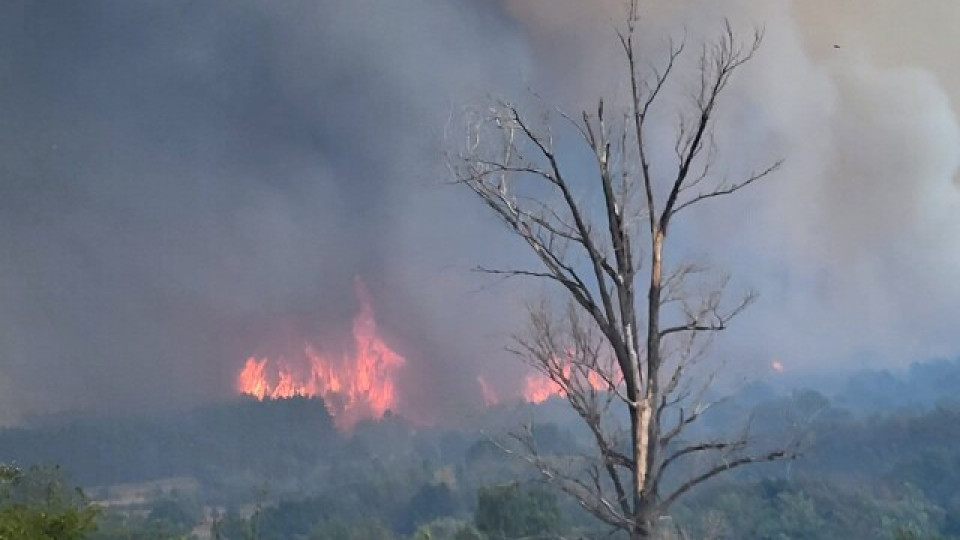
[236,358,271,400]
[522,367,613,404]
[523,374,561,404]
[236,278,405,431]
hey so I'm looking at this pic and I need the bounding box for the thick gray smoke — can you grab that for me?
[0,0,534,425]
[1,0,959,425]
[509,0,960,379]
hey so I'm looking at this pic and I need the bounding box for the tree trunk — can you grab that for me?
[630,515,655,540]
[454,7,785,534]
[630,227,666,539]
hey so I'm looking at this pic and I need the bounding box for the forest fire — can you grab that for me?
[236,279,405,431]
[522,368,613,404]
[522,373,561,404]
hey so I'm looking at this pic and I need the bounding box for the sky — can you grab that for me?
[0,0,958,425]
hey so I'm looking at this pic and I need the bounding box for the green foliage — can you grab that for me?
[413,518,481,540]
[8,368,960,540]
[475,483,561,539]
[892,527,950,540]
[405,482,461,531]
[0,464,98,540]
[213,499,402,540]
[308,518,395,540]
[676,478,955,540]
[453,526,486,540]
[0,397,337,488]
[90,512,196,540]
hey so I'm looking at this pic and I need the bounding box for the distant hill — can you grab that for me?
[0,396,338,487]
[835,358,960,414]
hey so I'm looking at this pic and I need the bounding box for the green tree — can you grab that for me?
[0,464,98,540]
[413,518,479,540]
[475,484,561,539]
[454,526,486,540]
[308,519,395,540]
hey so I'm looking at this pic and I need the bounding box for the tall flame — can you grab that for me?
[237,358,271,400]
[235,278,405,431]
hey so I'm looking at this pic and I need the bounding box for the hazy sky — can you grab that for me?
[1,0,958,425]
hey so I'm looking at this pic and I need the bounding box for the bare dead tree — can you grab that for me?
[449,3,792,539]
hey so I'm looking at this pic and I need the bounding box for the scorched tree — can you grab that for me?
[450,2,793,538]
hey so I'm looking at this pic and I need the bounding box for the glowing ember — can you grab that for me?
[236,278,405,431]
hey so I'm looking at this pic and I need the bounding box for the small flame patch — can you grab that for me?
[522,365,613,404]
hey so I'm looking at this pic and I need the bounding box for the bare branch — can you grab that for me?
[659,439,748,478]
[453,6,787,536]
[659,289,756,338]
[671,159,783,216]
[659,448,795,510]
[495,426,636,529]
[660,22,766,233]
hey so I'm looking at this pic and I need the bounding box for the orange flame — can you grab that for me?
[522,366,612,404]
[237,358,270,400]
[236,278,405,431]
[523,374,562,404]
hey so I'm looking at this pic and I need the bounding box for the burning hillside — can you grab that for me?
[236,278,405,430]
[235,279,619,426]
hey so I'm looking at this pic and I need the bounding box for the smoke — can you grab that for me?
[507,0,960,375]
[1,0,959,425]
[0,0,533,424]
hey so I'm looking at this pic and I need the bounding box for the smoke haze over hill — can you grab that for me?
[1,0,959,424]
